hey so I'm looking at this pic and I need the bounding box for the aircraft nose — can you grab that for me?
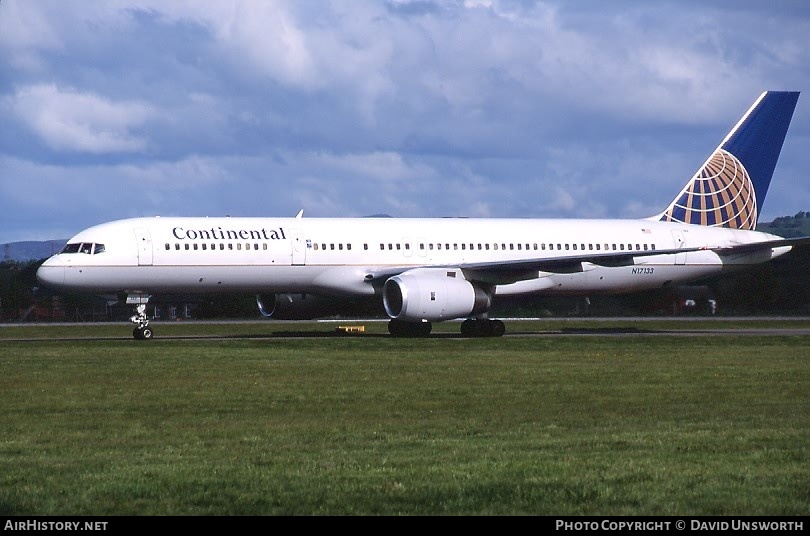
[36,262,65,288]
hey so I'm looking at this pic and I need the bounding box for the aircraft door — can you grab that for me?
[290,228,306,266]
[134,228,153,266]
[671,230,686,265]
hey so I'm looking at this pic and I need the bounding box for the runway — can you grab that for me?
[3,317,810,342]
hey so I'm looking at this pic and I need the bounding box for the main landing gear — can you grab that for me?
[127,294,153,340]
[460,318,506,337]
[388,319,433,337]
[387,318,506,337]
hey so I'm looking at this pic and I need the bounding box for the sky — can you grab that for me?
[1,0,809,244]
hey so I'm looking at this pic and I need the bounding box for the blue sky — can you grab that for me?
[1,0,809,244]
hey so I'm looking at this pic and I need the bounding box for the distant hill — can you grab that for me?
[2,240,67,263]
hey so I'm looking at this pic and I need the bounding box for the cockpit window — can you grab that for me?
[60,242,106,254]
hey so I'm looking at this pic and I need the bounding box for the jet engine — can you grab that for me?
[383,270,491,322]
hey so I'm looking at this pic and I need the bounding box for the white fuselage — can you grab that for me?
[36,216,790,299]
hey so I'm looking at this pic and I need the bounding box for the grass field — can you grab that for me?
[1,320,808,515]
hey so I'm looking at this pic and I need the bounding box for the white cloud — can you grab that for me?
[117,155,234,188]
[312,151,431,183]
[0,0,63,51]
[9,84,155,154]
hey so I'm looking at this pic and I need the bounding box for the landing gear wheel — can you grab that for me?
[460,319,478,337]
[388,319,432,337]
[490,319,506,337]
[133,326,154,340]
[460,318,506,338]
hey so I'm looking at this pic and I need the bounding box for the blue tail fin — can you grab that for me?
[658,91,799,230]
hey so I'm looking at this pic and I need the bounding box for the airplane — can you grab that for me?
[37,91,806,340]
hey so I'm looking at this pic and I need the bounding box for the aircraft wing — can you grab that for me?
[456,246,707,284]
[363,246,706,285]
[364,237,810,286]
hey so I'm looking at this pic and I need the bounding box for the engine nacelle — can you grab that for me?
[256,293,343,320]
[383,270,491,322]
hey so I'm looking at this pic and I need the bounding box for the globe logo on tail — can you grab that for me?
[660,149,757,230]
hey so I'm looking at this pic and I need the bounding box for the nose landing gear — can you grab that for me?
[127,294,153,340]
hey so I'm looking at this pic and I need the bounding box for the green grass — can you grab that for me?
[0,321,808,515]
